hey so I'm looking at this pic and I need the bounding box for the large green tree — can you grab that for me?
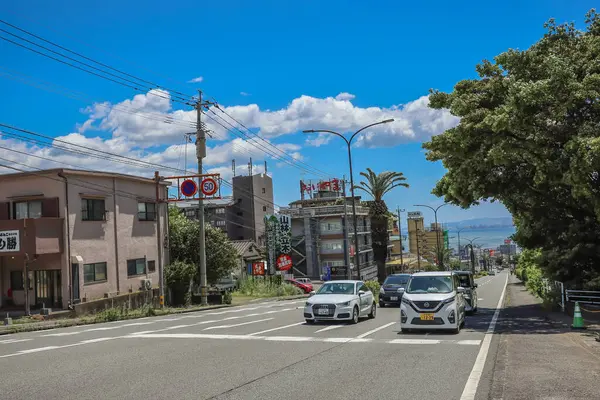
[423,10,600,288]
[168,207,238,285]
[354,168,409,282]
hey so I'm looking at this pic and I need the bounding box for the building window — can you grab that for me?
[321,222,342,232]
[138,202,156,221]
[237,211,243,217]
[262,188,266,194]
[83,262,107,284]
[262,206,267,212]
[127,258,146,277]
[82,198,105,221]
[216,220,226,227]
[322,241,343,251]
[14,200,42,219]
[10,271,24,290]
[216,208,225,214]
[323,260,344,267]
[147,260,156,273]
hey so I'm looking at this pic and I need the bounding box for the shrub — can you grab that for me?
[235,278,302,297]
[95,308,122,322]
[223,291,232,305]
[364,280,381,301]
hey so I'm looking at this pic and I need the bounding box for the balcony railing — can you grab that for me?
[280,205,370,217]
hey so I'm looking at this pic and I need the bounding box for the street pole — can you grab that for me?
[342,176,351,280]
[397,207,405,272]
[414,203,448,270]
[196,90,208,306]
[415,224,422,270]
[303,119,395,281]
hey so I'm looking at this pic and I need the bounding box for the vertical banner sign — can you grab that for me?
[443,230,449,249]
[264,214,293,273]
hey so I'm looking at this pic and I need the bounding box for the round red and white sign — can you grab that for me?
[276,254,292,271]
[200,177,218,196]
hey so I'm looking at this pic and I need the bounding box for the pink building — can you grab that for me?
[0,169,169,311]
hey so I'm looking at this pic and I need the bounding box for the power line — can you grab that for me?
[0,122,286,209]
[0,20,194,104]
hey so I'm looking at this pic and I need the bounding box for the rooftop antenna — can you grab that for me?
[248,157,253,176]
[232,159,236,177]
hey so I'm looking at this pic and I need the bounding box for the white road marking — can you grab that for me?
[18,346,58,354]
[203,318,273,331]
[130,330,155,335]
[0,338,32,344]
[460,273,508,400]
[79,337,118,344]
[314,325,344,333]
[355,322,395,339]
[128,333,484,346]
[162,324,192,330]
[389,339,441,345]
[42,332,81,337]
[121,322,154,327]
[248,322,304,336]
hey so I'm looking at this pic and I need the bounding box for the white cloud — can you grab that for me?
[335,92,355,101]
[187,76,204,83]
[240,92,251,96]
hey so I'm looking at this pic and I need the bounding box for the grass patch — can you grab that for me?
[234,278,303,297]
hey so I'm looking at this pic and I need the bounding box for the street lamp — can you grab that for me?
[414,203,448,269]
[463,237,481,273]
[455,226,468,255]
[304,119,395,279]
[396,207,405,271]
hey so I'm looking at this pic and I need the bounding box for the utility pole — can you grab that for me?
[396,207,405,272]
[196,90,208,306]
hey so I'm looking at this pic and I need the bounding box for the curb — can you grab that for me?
[0,295,308,336]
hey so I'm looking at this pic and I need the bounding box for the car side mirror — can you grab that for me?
[397,287,405,293]
[457,287,466,294]
[474,284,478,288]
[358,290,365,296]
[309,291,315,296]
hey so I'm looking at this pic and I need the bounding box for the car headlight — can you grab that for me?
[442,296,456,305]
[305,302,312,307]
[337,301,350,306]
[401,297,411,305]
[379,287,385,294]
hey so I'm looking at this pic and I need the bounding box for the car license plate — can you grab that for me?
[318,308,329,315]
[420,313,434,321]
[390,296,398,301]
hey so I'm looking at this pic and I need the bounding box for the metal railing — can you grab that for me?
[565,289,600,305]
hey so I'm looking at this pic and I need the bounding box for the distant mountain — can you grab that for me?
[443,217,514,229]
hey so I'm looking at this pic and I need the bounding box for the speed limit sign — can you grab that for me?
[200,177,218,196]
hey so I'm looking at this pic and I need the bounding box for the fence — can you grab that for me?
[565,289,600,305]
[552,282,600,317]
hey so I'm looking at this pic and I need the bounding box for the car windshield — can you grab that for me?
[384,275,409,286]
[316,282,355,295]
[406,276,453,294]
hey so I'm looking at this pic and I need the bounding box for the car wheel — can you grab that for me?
[305,319,315,324]
[368,302,376,319]
[379,302,385,308]
[351,306,359,324]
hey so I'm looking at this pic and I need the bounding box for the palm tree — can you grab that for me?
[353,168,409,283]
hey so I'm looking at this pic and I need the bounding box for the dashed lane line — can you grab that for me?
[203,318,274,331]
[248,322,304,336]
[314,325,344,333]
[355,322,396,339]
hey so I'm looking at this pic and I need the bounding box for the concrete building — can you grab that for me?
[176,197,235,235]
[280,188,377,281]
[229,173,274,246]
[0,169,169,310]
[407,212,447,263]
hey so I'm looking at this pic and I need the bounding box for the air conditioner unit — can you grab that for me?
[140,279,152,291]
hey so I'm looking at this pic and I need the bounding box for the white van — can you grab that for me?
[399,271,467,334]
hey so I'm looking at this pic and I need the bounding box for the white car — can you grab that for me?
[304,280,376,324]
[399,271,467,334]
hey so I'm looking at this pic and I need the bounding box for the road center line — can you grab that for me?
[460,273,508,400]
[355,322,396,338]
[248,322,304,336]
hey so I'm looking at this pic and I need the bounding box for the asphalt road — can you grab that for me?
[0,272,509,400]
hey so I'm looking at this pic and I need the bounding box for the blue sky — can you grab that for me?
[0,0,596,224]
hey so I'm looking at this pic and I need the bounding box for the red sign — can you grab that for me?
[276,254,292,271]
[180,179,198,197]
[300,178,342,194]
[489,250,495,257]
[504,239,511,245]
[252,262,265,276]
[200,177,218,196]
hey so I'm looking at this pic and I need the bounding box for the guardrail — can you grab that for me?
[565,289,600,305]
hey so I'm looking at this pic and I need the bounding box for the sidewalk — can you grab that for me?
[487,276,600,400]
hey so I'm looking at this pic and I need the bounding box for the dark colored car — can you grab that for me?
[379,273,411,307]
[452,271,478,314]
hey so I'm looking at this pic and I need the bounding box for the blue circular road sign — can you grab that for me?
[181,179,198,197]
